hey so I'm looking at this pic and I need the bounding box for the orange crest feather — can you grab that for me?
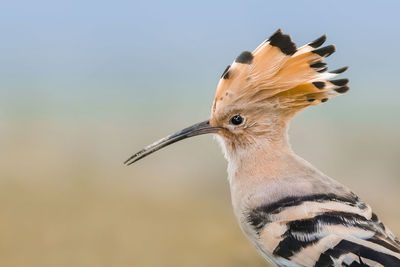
[212,29,349,114]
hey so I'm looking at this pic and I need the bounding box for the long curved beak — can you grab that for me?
[124,120,219,166]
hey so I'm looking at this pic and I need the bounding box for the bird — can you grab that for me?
[124,29,400,266]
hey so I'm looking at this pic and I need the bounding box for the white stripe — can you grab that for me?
[266,200,372,225]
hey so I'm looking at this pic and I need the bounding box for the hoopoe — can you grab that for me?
[125,30,400,266]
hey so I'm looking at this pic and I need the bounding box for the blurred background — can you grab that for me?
[1,1,399,266]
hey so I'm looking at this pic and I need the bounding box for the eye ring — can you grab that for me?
[230,115,243,125]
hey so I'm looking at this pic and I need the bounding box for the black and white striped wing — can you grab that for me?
[248,194,400,266]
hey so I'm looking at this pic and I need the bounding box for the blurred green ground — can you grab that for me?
[0,114,399,267]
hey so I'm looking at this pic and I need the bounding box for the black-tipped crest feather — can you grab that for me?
[309,35,327,48]
[312,45,336,57]
[213,30,350,117]
[331,66,349,74]
[334,86,350,94]
[330,79,349,86]
[268,29,297,55]
[312,82,325,89]
[235,51,253,64]
[221,65,231,79]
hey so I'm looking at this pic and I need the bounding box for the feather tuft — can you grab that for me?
[212,30,350,116]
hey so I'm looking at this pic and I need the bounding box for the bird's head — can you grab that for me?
[125,29,349,165]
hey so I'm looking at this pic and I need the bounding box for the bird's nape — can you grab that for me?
[124,120,219,165]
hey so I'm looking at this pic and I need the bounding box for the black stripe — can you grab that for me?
[309,35,327,48]
[371,213,379,222]
[312,45,336,57]
[248,193,365,232]
[235,51,253,64]
[335,86,350,94]
[315,239,400,267]
[310,62,327,69]
[259,193,362,215]
[221,64,231,79]
[366,236,400,253]
[273,233,319,258]
[267,29,297,55]
[287,211,375,233]
[312,81,325,89]
[310,61,328,72]
[273,211,376,259]
[330,78,349,86]
[330,66,349,74]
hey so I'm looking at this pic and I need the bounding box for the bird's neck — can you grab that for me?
[219,126,295,181]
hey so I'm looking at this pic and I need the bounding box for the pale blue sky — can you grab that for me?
[1,1,399,121]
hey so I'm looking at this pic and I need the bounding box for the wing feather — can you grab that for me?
[249,193,400,266]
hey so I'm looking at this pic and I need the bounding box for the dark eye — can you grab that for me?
[230,115,243,125]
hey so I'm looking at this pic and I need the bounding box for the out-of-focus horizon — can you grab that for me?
[1,1,399,266]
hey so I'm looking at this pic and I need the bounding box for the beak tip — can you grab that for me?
[125,160,134,166]
[123,155,137,166]
[124,119,215,167]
